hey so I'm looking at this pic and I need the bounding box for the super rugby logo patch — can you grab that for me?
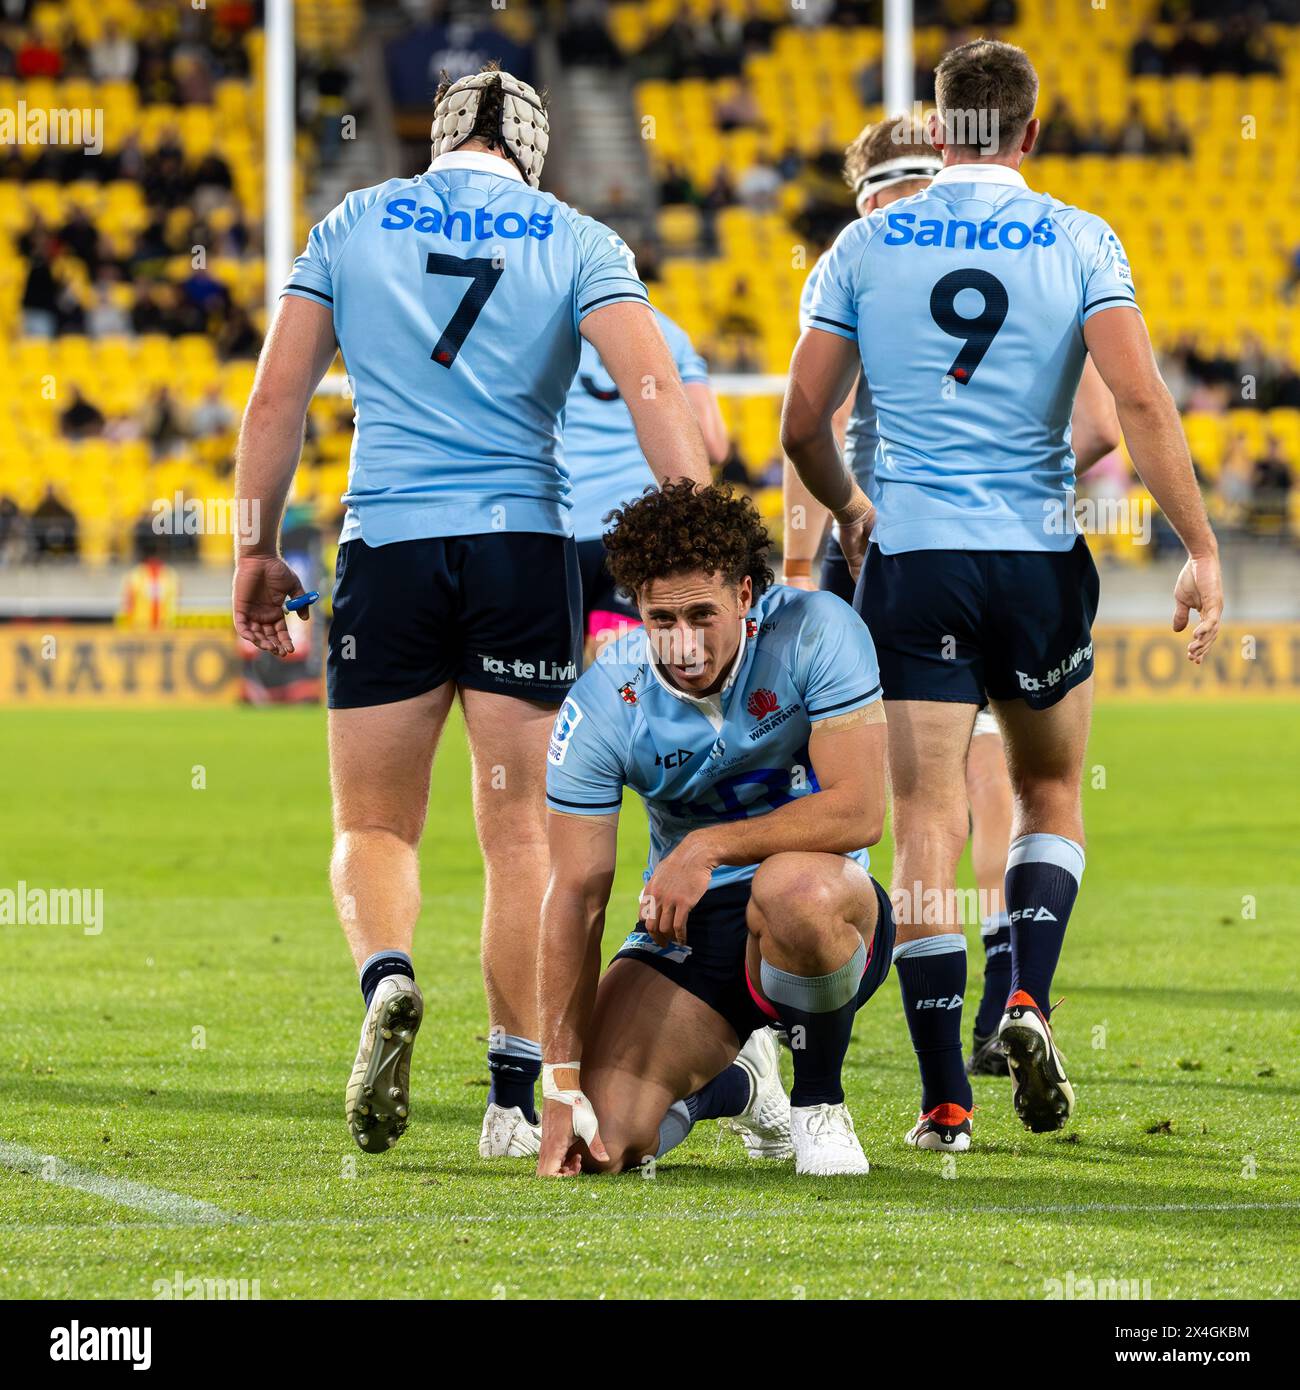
[548,698,583,766]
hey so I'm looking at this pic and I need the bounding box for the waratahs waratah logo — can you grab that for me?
[747,688,779,719]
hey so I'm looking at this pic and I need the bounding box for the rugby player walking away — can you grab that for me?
[535,483,894,1179]
[782,115,1121,1091]
[782,41,1222,1147]
[563,306,728,660]
[232,66,710,1159]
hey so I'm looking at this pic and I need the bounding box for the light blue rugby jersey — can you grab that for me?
[545,584,883,889]
[562,309,710,542]
[800,251,878,496]
[807,164,1138,554]
[282,151,649,545]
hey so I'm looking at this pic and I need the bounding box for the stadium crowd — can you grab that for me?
[2,0,1297,566]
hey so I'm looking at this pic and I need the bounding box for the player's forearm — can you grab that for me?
[782,457,831,577]
[537,880,606,1062]
[233,395,307,559]
[628,377,712,490]
[694,785,883,869]
[782,422,873,530]
[1116,388,1217,557]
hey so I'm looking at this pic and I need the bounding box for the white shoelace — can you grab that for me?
[804,1106,857,1145]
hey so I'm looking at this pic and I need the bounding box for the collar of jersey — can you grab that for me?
[426,151,525,183]
[930,162,1027,189]
[644,620,749,712]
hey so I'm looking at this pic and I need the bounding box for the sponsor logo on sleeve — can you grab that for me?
[548,697,584,766]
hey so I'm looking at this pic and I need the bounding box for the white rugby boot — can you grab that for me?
[789,1101,871,1176]
[725,1027,794,1159]
[478,1103,542,1158]
[346,975,423,1154]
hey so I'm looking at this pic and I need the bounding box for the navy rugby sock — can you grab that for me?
[760,941,866,1108]
[894,935,973,1114]
[487,1034,542,1123]
[973,912,1012,1038]
[684,1063,752,1123]
[359,949,414,1009]
[1005,834,1084,1013]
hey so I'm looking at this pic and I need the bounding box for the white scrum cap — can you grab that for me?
[853,153,942,210]
[430,69,550,188]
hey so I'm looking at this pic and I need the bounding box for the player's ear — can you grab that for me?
[1020,117,1040,157]
[926,109,945,155]
[736,575,753,616]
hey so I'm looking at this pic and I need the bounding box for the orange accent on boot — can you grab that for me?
[924,1103,973,1127]
[1006,989,1042,1013]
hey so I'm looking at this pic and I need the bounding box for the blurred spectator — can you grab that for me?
[1215,434,1254,527]
[558,0,622,67]
[141,387,185,457]
[30,486,79,560]
[658,162,697,206]
[90,20,136,82]
[61,388,105,440]
[1116,100,1155,156]
[715,76,763,132]
[191,384,236,439]
[216,305,260,361]
[0,497,24,566]
[20,241,60,338]
[17,28,61,79]
[740,0,777,51]
[736,157,781,210]
[1130,24,1165,77]
[1250,436,1292,534]
[87,271,130,337]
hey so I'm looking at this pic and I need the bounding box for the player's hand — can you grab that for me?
[233,554,307,657]
[1172,551,1223,664]
[537,1071,608,1176]
[835,503,875,582]
[641,834,716,946]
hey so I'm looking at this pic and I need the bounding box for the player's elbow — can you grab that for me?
[1113,374,1174,420]
[858,799,885,850]
[1082,407,1122,463]
[779,404,824,461]
[244,377,309,425]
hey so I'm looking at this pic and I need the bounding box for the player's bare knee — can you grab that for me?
[333,818,424,853]
[750,854,841,929]
[1013,774,1081,832]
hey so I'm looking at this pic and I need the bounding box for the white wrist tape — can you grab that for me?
[542,1062,601,1144]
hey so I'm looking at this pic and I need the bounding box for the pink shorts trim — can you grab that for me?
[587,609,640,642]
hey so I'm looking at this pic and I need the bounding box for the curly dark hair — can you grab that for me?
[602,481,774,598]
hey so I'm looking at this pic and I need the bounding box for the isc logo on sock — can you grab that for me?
[1009,907,1058,924]
[915,994,963,1010]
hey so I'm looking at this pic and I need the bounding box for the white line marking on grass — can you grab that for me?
[0,1141,236,1225]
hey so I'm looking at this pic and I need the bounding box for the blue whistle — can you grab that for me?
[285,591,320,614]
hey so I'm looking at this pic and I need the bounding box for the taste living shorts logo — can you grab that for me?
[480,653,577,688]
[1016,640,1093,695]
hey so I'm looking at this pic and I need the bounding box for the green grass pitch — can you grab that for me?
[0,701,1296,1300]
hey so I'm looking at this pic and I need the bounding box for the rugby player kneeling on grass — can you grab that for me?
[535,482,893,1178]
